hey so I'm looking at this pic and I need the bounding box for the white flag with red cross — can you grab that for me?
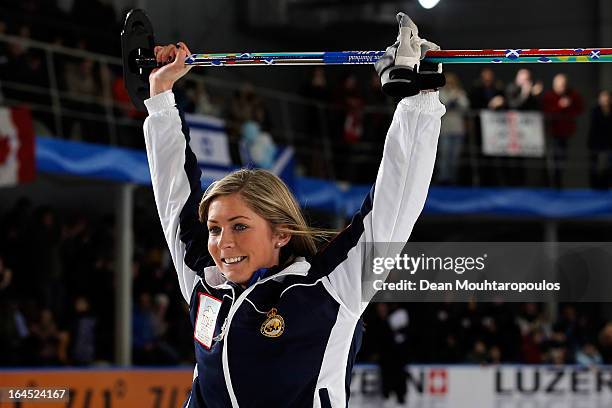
[0,106,35,187]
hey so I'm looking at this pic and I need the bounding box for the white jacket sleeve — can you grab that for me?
[143,91,212,304]
[311,92,445,315]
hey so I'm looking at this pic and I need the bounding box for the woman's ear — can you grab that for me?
[274,227,292,248]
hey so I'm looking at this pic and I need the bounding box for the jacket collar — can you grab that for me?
[202,257,311,289]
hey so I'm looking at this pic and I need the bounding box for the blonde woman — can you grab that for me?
[143,13,444,408]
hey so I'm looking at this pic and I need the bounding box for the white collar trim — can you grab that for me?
[202,257,311,288]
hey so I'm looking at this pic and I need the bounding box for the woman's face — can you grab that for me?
[207,193,283,285]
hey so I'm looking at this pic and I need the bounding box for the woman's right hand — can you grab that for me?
[149,42,193,97]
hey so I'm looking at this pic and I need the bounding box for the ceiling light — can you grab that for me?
[418,0,441,9]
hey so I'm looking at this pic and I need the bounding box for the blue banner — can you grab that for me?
[36,136,152,184]
[35,137,612,218]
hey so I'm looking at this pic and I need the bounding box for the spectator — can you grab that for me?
[521,327,545,364]
[368,303,409,407]
[500,68,543,186]
[489,345,502,364]
[69,296,96,365]
[63,58,108,143]
[335,73,364,144]
[469,68,506,185]
[364,72,393,184]
[89,255,115,361]
[505,68,543,111]
[132,292,156,364]
[0,255,13,292]
[547,347,568,365]
[576,342,603,366]
[61,214,94,299]
[438,334,462,363]
[427,303,463,363]
[465,340,489,364]
[111,69,146,148]
[151,294,170,339]
[333,73,365,181]
[27,309,63,365]
[239,120,277,169]
[554,304,581,352]
[0,254,26,366]
[227,83,272,165]
[485,302,522,362]
[228,83,271,133]
[1,25,53,133]
[151,293,180,365]
[300,67,332,131]
[301,67,331,102]
[299,67,334,178]
[363,71,392,152]
[598,322,612,363]
[0,299,28,365]
[469,67,505,111]
[587,90,612,189]
[3,24,31,83]
[437,72,469,185]
[541,73,584,188]
[542,326,569,364]
[457,301,484,348]
[132,292,179,365]
[516,302,544,335]
[192,81,223,117]
[28,207,64,316]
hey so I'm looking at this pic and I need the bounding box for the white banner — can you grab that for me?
[186,113,232,167]
[481,110,545,157]
[350,365,612,408]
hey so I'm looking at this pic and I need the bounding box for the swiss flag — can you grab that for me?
[428,368,448,395]
[0,106,35,187]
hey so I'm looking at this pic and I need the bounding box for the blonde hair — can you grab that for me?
[199,169,335,261]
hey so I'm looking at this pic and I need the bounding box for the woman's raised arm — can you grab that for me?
[143,43,212,304]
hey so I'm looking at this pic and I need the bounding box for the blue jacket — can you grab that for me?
[143,90,444,407]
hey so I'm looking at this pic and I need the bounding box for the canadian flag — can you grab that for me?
[0,106,35,187]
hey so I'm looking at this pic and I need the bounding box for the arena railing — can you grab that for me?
[0,34,598,189]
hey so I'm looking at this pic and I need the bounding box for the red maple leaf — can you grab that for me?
[0,135,10,164]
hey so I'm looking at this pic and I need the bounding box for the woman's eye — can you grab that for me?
[208,226,221,235]
[234,223,248,231]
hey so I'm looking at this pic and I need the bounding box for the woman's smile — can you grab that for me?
[222,256,247,265]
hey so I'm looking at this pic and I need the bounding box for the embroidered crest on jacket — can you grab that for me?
[261,308,285,337]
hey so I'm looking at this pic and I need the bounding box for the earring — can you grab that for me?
[275,243,281,248]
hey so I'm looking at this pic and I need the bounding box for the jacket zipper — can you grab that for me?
[220,261,310,407]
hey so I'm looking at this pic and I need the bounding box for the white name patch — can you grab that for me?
[194,293,222,349]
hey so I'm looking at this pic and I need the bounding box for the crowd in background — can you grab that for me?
[0,0,126,144]
[361,301,611,367]
[441,67,608,189]
[0,199,193,366]
[2,0,612,188]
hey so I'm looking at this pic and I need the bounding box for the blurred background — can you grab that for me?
[2,0,612,407]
